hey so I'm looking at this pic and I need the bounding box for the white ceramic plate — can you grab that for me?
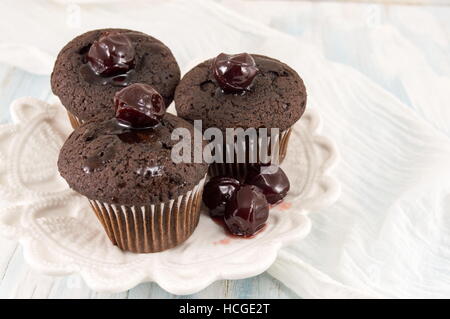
[0,97,340,295]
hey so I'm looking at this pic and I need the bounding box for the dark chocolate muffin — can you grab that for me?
[58,113,207,206]
[175,53,306,170]
[174,54,306,132]
[58,82,208,253]
[51,28,180,124]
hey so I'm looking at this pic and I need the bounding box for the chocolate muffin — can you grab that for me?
[51,28,180,128]
[175,53,306,175]
[175,53,306,132]
[58,84,208,253]
[58,113,207,205]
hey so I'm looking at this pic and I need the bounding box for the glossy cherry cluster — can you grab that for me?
[203,164,290,237]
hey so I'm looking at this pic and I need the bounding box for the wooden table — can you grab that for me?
[0,0,448,298]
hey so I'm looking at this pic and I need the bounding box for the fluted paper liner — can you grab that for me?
[67,111,84,129]
[88,176,206,253]
[209,127,292,178]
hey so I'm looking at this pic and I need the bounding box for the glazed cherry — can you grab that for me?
[212,53,259,94]
[114,83,166,129]
[203,176,241,217]
[87,32,135,77]
[224,185,269,237]
[246,164,290,204]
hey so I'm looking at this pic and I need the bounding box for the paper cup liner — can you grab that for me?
[67,111,84,129]
[88,176,206,253]
[209,127,292,179]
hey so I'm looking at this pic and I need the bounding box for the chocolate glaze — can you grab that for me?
[80,64,136,87]
[81,118,165,174]
[83,141,117,173]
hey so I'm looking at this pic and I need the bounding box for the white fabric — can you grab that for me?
[1,0,450,298]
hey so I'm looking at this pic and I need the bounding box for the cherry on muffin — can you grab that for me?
[87,31,136,77]
[212,53,259,94]
[114,83,166,129]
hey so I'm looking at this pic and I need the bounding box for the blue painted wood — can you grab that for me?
[0,65,52,123]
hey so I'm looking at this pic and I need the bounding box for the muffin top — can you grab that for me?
[58,113,208,206]
[174,54,306,132]
[51,28,180,122]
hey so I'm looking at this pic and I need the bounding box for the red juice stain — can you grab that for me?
[213,238,231,245]
[270,201,292,211]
